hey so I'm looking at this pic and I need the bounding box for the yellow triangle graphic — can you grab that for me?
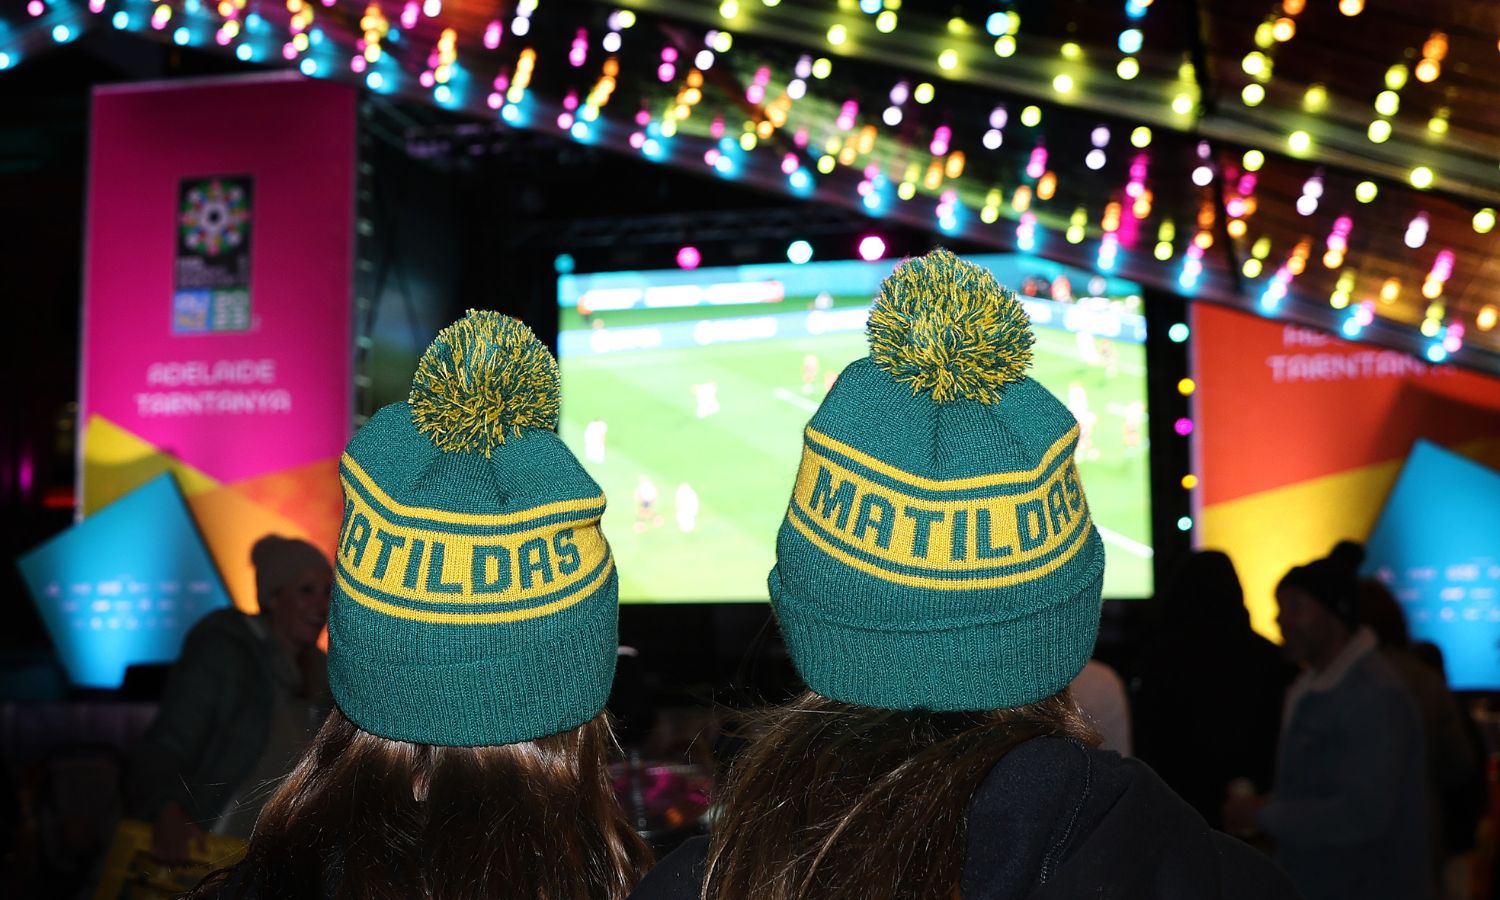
[1202,436,1500,644]
[82,414,221,515]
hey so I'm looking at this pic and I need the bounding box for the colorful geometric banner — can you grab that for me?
[17,474,231,688]
[1363,441,1500,691]
[80,74,356,612]
[1193,303,1500,640]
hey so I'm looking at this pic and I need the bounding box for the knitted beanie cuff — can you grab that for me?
[772,565,1105,712]
[328,587,618,747]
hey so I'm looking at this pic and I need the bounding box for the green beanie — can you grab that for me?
[328,310,618,747]
[769,249,1106,712]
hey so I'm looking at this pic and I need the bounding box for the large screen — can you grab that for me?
[558,253,1153,602]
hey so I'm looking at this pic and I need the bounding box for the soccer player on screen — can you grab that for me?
[675,483,700,533]
[1122,401,1145,456]
[634,475,662,532]
[1075,329,1100,366]
[1097,338,1118,377]
[583,419,608,464]
[1067,382,1100,462]
[692,382,720,419]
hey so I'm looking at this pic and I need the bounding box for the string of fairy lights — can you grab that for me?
[4,0,1499,368]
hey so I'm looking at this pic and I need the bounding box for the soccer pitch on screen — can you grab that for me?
[558,254,1153,603]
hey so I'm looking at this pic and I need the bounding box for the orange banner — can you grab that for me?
[1193,303,1500,639]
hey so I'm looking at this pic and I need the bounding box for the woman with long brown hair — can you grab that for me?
[630,251,1297,900]
[196,311,650,899]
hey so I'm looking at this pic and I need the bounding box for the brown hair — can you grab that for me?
[193,707,652,900]
[701,690,1096,900]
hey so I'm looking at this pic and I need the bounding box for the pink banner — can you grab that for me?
[81,73,356,610]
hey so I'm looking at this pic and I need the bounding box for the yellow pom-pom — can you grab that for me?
[408,310,559,455]
[867,249,1034,404]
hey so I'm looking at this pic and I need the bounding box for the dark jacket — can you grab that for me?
[127,609,283,824]
[1259,646,1430,900]
[1130,552,1296,828]
[629,737,1300,900]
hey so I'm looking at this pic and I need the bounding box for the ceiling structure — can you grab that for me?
[5,0,1499,372]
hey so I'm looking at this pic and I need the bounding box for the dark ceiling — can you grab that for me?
[4,0,1499,372]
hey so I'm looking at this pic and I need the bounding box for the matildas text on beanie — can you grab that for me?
[328,310,619,747]
[769,249,1106,711]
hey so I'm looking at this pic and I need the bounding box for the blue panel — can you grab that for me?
[17,474,231,688]
[1363,440,1500,691]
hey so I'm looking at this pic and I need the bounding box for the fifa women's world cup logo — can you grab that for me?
[179,179,251,257]
[173,176,254,334]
